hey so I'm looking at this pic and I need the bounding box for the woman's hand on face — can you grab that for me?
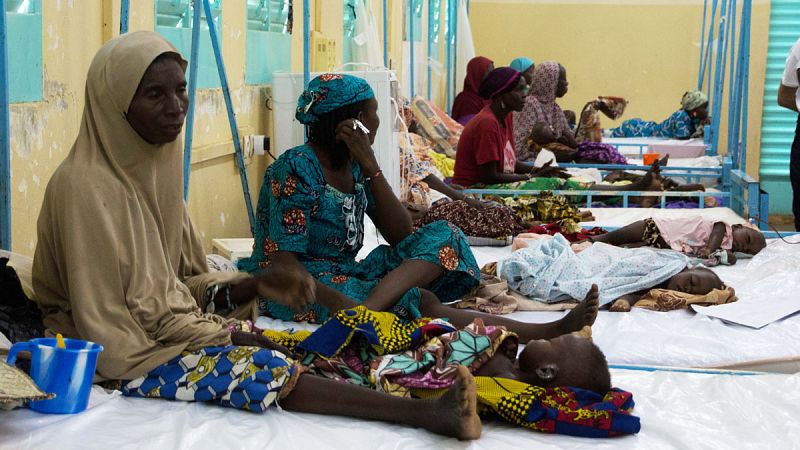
[255,264,316,312]
[230,331,292,356]
[335,119,379,173]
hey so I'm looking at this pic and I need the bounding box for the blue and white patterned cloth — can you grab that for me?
[498,234,688,306]
[610,109,699,139]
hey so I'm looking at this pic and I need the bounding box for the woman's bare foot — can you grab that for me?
[426,366,482,440]
[556,284,600,335]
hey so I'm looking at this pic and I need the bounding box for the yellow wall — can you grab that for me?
[469,0,770,177]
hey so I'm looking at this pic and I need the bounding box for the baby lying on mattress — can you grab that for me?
[264,306,641,438]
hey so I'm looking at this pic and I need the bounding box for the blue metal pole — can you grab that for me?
[740,0,751,173]
[726,0,738,163]
[409,0,415,98]
[445,0,452,113]
[697,0,709,90]
[452,0,458,103]
[182,2,202,201]
[382,0,388,68]
[202,0,255,232]
[709,0,728,153]
[427,0,433,100]
[303,0,310,87]
[0,0,10,250]
[120,0,130,34]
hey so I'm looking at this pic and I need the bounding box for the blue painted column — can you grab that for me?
[303,0,310,87]
[120,0,130,34]
[202,0,255,232]
[182,2,202,201]
[0,0,10,250]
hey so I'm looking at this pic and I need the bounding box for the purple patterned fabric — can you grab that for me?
[576,142,628,165]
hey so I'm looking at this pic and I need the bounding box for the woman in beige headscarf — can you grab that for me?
[32,31,480,440]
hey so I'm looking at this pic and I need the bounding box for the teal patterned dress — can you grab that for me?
[238,145,480,323]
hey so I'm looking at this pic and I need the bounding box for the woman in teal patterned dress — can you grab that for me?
[239,74,481,324]
[239,74,600,345]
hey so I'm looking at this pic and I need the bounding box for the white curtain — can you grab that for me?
[346,0,384,69]
[454,0,475,97]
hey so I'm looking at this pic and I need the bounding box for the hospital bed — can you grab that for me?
[0,367,796,449]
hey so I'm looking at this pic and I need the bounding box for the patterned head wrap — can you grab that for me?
[530,61,561,104]
[680,90,708,111]
[295,74,375,125]
[510,57,534,74]
[478,67,523,100]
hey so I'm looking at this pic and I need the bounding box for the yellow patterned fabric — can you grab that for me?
[428,150,456,178]
[262,329,313,351]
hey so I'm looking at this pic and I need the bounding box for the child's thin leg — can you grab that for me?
[281,367,481,440]
[418,286,599,343]
[591,220,648,246]
[363,260,444,313]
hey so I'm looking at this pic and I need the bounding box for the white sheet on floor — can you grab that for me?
[360,213,800,370]
[0,369,796,449]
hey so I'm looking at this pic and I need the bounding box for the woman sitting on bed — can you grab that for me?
[610,90,710,139]
[239,73,600,344]
[31,32,487,440]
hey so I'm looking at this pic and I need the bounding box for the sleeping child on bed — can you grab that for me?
[609,90,710,139]
[589,216,767,264]
[264,303,641,438]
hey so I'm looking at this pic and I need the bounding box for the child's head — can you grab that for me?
[529,122,557,145]
[517,334,611,394]
[666,267,723,295]
[731,224,767,255]
[563,110,577,128]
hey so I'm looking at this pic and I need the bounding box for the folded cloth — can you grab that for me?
[526,223,607,243]
[457,275,577,314]
[633,286,737,312]
[414,200,525,239]
[412,96,464,158]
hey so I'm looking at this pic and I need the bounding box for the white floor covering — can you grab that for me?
[1,369,797,449]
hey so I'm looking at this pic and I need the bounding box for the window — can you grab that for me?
[404,0,423,43]
[428,0,441,61]
[245,0,292,85]
[155,0,223,89]
[6,0,42,103]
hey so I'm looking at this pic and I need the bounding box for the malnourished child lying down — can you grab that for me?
[264,305,641,438]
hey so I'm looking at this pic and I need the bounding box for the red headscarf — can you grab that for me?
[451,56,493,125]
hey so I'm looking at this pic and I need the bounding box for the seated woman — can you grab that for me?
[31,32,482,440]
[452,67,569,188]
[451,56,494,125]
[589,217,767,263]
[513,61,578,158]
[239,73,599,343]
[509,56,536,85]
[610,90,710,139]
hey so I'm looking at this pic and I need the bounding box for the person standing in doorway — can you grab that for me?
[777,37,800,231]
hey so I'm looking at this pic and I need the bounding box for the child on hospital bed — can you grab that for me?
[590,216,767,265]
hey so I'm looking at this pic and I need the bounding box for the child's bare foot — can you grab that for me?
[427,366,482,440]
[609,298,632,312]
[557,284,600,335]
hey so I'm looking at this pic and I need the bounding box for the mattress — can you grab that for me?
[0,368,797,449]
[603,137,708,158]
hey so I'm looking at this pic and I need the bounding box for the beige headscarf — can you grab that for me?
[32,31,252,381]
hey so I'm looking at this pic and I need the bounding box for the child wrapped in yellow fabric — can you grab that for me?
[264,305,641,438]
